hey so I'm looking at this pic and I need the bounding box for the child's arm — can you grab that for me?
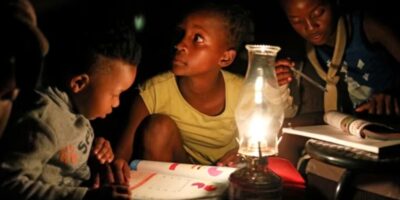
[216,148,239,167]
[275,58,299,118]
[354,93,399,115]
[110,158,131,185]
[0,118,88,199]
[115,95,149,162]
[89,137,116,188]
[275,59,295,86]
[112,94,150,184]
[364,14,400,63]
[357,14,400,115]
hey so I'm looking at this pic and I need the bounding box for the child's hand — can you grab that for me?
[91,159,131,188]
[83,184,131,200]
[111,158,131,185]
[216,148,240,167]
[92,137,114,164]
[275,58,295,86]
[87,138,115,188]
[355,93,400,115]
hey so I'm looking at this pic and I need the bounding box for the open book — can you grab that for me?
[128,160,236,200]
[323,111,400,140]
[282,111,400,156]
[128,158,305,199]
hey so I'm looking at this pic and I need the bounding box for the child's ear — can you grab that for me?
[219,49,237,68]
[69,74,90,93]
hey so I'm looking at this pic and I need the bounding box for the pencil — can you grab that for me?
[290,67,328,92]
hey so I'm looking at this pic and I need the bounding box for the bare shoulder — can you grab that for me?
[362,12,395,44]
[361,11,400,62]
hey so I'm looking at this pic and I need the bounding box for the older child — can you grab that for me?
[276,0,400,117]
[114,3,252,169]
[275,0,400,169]
[0,10,141,200]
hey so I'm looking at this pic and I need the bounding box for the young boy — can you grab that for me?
[0,9,142,200]
[114,2,253,171]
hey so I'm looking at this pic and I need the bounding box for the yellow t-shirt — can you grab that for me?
[139,70,243,165]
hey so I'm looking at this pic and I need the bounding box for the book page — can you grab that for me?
[129,171,228,199]
[323,111,398,140]
[129,160,237,199]
[130,160,237,183]
[324,111,369,137]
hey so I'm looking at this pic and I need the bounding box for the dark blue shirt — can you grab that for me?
[315,12,395,106]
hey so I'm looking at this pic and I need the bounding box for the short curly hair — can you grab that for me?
[48,15,142,88]
[72,19,141,75]
[186,2,254,51]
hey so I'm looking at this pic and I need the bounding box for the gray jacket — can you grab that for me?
[0,87,93,199]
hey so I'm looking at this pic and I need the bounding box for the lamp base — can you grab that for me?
[229,164,282,200]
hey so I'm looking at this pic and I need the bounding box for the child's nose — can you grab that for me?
[174,40,188,53]
[305,18,318,31]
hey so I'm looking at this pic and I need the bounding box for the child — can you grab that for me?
[114,2,253,168]
[275,1,400,198]
[274,0,400,169]
[277,0,400,117]
[0,8,142,200]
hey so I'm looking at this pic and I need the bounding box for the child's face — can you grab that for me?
[0,77,19,137]
[71,56,137,120]
[282,0,335,45]
[172,11,231,76]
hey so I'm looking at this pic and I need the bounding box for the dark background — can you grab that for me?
[29,0,400,145]
[32,0,400,82]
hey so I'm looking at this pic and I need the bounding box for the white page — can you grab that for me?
[129,160,237,199]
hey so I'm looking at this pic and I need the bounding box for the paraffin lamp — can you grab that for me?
[229,44,284,200]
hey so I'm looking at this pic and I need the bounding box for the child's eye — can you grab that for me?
[289,17,302,25]
[312,8,325,18]
[193,34,204,43]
